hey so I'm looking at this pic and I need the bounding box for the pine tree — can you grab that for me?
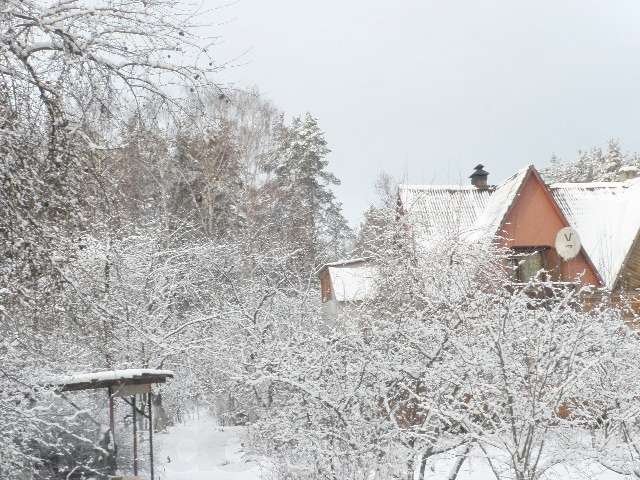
[263,113,352,271]
[603,138,624,179]
[542,139,640,183]
[354,172,399,256]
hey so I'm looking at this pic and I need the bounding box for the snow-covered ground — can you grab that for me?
[422,449,625,480]
[154,416,626,480]
[155,415,263,480]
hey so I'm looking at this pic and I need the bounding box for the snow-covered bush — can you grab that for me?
[237,222,640,480]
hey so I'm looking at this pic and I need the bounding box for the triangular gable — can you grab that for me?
[495,166,603,287]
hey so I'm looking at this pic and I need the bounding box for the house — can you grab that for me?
[318,164,640,310]
[318,257,377,317]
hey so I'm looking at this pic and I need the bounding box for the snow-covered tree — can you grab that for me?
[542,139,640,183]
[262,113,352,271]
[454,285,638,480]
[354,172,398,256]
[237,215,640,480]
[1,0,221,303]
[0,1,223,475]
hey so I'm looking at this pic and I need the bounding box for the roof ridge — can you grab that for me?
[550,181,629,189]
[398,184,495,191]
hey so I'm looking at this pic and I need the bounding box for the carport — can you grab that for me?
[49,369,174,480]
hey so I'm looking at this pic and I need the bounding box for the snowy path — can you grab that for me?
[154,415,263,480]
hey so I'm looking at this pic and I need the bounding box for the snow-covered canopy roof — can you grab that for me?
[551,178,640,288]
[46,369,175,391]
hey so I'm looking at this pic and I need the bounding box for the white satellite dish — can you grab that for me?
[555,227,581,261]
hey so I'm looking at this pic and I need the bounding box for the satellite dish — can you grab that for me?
[555,227,581,261]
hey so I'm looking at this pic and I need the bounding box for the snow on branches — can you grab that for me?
[542,139,640,183]
[2,0,220,123]
[239,232,640,480]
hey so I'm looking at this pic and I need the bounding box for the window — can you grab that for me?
[511,247,548,282]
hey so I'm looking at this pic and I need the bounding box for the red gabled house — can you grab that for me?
[318,164,640,311]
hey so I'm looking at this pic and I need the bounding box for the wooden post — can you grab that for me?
[107,386,116,446]
[132,395,138,476]
[148,391,155,480]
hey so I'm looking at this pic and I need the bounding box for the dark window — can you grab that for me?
[511,247,548,282]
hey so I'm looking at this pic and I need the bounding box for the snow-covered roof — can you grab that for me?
[398,168,530,245]
[328,263,377,302]
[465,167,529,242]
[323,180,507,303]
[398,184,493,239]
[551,178,640,288]
[317,257,371,274]
[323,257,370,267]
[47,369,175,391]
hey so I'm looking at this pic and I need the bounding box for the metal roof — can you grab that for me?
[398,184,493,239]
[551,178,640,288]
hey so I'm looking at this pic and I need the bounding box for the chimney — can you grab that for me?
[470,164,489,188]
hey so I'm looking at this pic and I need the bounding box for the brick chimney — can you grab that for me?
[470,164,489,188]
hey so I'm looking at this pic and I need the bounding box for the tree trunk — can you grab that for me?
[448,443,472,480]
[418,450,430,480]
[407,456,415,480]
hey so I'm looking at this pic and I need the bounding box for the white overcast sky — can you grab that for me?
[212,0,640,227]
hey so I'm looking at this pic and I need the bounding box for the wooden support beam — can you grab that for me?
[149,391,155,480]
[132,396,138,476]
